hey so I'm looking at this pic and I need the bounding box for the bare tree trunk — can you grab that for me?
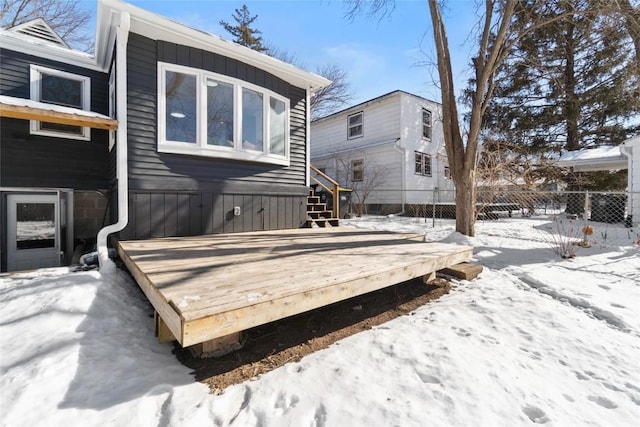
[453,169,476,236]
[428,0,516,237]
[428,0,477,236]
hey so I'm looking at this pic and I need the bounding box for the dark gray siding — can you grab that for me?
[119,191,307,240]
[125,34,308,191]
[0,48,110,189]
[118,34,310,238]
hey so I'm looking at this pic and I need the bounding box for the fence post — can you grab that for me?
[432,188,438,227]
[583,191,589,223]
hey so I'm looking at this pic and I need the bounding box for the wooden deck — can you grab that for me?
[116,228,473,348]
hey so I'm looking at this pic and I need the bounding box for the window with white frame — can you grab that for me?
[351,159,364,182]
[422,108,432,140]
[348,111,363,139]
[30,65,91,140]
[415,151,432,176]
[158,62,290,165]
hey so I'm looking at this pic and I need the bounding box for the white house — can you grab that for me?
[310,90,454,215]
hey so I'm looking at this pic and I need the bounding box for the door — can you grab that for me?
[7,194,60,271]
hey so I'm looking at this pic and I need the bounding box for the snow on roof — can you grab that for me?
[558,146,623,162]
[556,146,628,171]
[0,95,113,120]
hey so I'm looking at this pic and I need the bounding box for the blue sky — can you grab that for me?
[82,0,479,106]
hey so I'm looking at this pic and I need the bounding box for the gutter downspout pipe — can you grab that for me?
[392,138,406,215]
[97,11,130,270]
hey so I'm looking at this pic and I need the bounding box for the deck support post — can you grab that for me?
[155,311,176,343]
[422,271,437,284]
[189,332,245,358]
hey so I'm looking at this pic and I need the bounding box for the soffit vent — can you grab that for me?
[8,18,69,49]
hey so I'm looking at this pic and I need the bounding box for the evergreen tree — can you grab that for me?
[219,4,267,52]
[485,0,640,155]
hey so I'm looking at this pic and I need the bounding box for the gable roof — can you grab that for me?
[312,90,441,124]
[7,18,69,49]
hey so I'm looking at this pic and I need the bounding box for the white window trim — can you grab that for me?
[351,159,364,182]
[415,151,432,177]
[29,64,91,141]
[422,108,432,141]
[347,111,363,140]
[157,62,290,166]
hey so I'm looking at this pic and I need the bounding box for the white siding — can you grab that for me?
[311,91,454,206]
[311,93,401,158]
[398,93,455,203]
[627,138,640,225]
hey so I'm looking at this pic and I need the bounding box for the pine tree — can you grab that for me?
[486,0,640,154]
[219,4,267,52]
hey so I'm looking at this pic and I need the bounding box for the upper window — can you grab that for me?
[158,63,290,166]
[30,65,91,140]
[348,112,363,139]
[352,159,364,182]
[415,151,432,177]
[422,109,432,140]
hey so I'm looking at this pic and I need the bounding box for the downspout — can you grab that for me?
[97,11,130,269]
[392,139,406,214]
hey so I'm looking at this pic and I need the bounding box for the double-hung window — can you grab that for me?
[351,159,364,182]
[30,65,91,140]
[348,112,363,139]
[422,108,432,140]
[415,151,432,177]
[158,63,290,165]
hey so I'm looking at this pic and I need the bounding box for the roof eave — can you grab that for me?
[98,0,331,91]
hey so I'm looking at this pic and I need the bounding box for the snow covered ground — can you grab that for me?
[1,216,639,426]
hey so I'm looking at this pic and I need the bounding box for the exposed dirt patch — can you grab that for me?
[173,277,451,394]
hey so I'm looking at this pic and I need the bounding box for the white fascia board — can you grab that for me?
[558,158,628,172]
[99,0,331,91]
[0,27,103,71]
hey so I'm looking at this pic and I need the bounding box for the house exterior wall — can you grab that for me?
[0,47,111,271]
[118,34,310,239]
[311,94,400,156]
[0,48,110,190]
[311,91,454,212]
[625,138,640,225]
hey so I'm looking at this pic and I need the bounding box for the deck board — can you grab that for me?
[117,227,473,347]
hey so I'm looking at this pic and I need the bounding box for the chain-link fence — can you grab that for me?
[347,189,640,248]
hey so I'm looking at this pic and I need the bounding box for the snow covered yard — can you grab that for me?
[1,217,639,426]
